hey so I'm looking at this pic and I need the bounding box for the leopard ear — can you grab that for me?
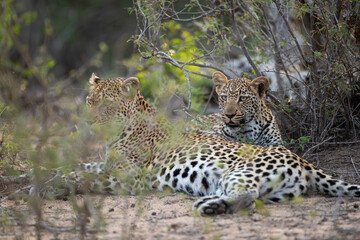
[249,76,270,98]
[212,71,228,94]
[122,77,140,98]
[89,73,101,85]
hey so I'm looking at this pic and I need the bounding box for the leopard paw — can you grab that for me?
[193,196,228,215]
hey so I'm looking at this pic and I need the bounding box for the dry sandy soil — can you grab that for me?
[1,145,360,240]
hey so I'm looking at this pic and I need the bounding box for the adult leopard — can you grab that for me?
[39,73,360,215]
[194,71,283,147]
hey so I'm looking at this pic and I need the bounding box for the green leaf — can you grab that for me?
[47,59,55,69]
[99,42,108,52]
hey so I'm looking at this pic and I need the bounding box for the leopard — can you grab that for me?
[193,71,283,147]
[36,73,360,215]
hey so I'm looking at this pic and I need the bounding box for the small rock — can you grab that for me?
[130,223,137,230]
[250,213,262,222]
[168,223,179,232]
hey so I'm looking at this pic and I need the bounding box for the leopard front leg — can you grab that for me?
[193,168,259,214]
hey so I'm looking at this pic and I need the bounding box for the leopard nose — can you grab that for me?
[225,113,235,119]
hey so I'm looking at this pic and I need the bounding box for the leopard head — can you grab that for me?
[212,71,270,128]
[86,73,152,123]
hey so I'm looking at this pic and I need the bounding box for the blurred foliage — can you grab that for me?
[0,0,135,93]
[0,1,137,236]
[0,123,20,175]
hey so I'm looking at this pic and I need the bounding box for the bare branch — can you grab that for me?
[177,61,224,73]
[272,0,308,65]
[182,68,211,79]
[301,137,334,159]
[0,173,30,184]
[155,51,192,110]
[350,156,360,180]
[164,8,217,22]
[229,0,261,76]
[202,84,215,114]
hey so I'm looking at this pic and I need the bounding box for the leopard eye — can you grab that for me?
[238,96,246,103]
[220,95,227,102]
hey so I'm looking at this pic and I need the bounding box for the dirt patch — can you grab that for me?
[307,144,360,185]
[1,144,360,240]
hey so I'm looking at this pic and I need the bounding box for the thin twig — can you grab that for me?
[202,84,215,114]
[155,51,192,110]
[262,4,296,91]
[308,140,360,145]
[0,107,6,117]
[177,61,224,73]
[272,0,308,65]
[164,8,216,22]
[0,184,32,204]
[350,156,360,179]
[229,0,261,76]
[182,68,211,79]
[302,137,334,158]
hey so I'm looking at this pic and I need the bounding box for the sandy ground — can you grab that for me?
[1,145,360,240]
